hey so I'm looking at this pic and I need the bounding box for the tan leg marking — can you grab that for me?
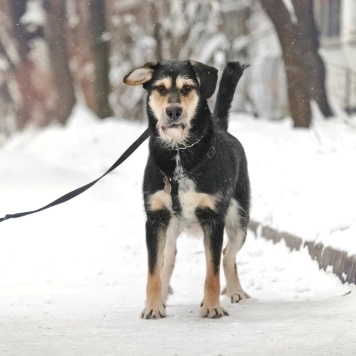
[222,199,250,302]
[200,236,228,318]
[142,228,167,319]
[161,217,181,303]
[222,241,250,303]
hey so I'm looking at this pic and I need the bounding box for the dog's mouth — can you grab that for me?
[157,116,190,146]
[162,123,186,131]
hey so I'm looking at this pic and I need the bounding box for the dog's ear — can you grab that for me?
[123,61,158,86]
[189,60,218,99]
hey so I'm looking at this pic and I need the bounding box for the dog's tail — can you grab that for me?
[213,61,248,131]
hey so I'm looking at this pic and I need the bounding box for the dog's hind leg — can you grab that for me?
[223,200,250,303]
[161,217,181,303]
[141,210,170,319]
[222,229,250,303]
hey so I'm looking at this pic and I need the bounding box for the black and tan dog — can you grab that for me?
[124,60,250,319]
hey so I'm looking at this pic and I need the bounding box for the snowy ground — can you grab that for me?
[0,105,355,355]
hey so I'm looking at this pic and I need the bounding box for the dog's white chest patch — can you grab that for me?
[148,178,217,229]
[178,176,200,222]
[148,154,217,231]
[176,176,216,232]
[174,154,209,223]
[178,177,217,225]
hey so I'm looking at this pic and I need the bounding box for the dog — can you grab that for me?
[124,60,250,319]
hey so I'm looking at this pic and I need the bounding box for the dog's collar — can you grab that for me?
[188,135,217,174]
[162,135,216,181]
[173,135,204,151]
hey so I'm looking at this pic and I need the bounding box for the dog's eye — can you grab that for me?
[181,85,192,94]
[155,85,168,95]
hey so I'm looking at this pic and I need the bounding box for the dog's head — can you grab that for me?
[123,60,218,146]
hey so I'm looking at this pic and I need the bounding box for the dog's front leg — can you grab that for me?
[161,217,181,304]
[142,213,168,319]
[198,212,228,318]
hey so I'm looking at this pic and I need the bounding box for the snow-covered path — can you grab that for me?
[1,107,355,355]
[2,290,355,355]
[1,197,354,355]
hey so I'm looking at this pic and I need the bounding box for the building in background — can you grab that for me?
[224,0,355,119]
[314,0,356,112]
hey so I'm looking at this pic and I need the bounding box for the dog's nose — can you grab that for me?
[166,106,182,121]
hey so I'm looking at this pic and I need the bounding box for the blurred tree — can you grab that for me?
[260,0,311,127]
[158,0,226,62]
[1,0,115,135]
[89,0,113,118]
[108,0,227,120]
[105,0,154,120]
[9,0,46,128]
[291,0,333,118]
[259,0,333,127]
[66,0,96,114]
[66,0,112,119]
[0,0,337,135]
[0,0,60,132]
[0,0,18,135]
[0,0,77,133]
[44,0,76,124]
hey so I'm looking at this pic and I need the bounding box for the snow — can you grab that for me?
[232,107,356,256]
[0,104,356,355]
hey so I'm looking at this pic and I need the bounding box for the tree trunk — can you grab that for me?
[66,0,96,114]
[66,0,112,119]
[0,1,17,134]
[260,0,311,128]
[291,0,334,118]
[6,0,58,129]
[89,0,113,118]
[150,1,164,61]
[44,0,76,125]
[1,0,63,130]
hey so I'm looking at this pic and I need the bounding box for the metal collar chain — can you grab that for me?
[173,135,204,151]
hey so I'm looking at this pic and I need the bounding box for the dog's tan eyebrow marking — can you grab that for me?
[153,77,172,89]
[176,75,196,90]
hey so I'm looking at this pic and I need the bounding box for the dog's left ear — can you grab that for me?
[189,60,218,99]
[123,61,158,86]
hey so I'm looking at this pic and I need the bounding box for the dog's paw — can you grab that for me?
[230,291,250,303]
[200,303,228,319]
[222,287,250,303]
[141,303,166,319]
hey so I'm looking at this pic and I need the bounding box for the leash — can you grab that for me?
[0,127,151,223]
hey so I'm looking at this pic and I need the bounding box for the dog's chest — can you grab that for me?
[174,154,214,222]
[175,176,216,228]
[148,156,216,226]
[177,176,201,221]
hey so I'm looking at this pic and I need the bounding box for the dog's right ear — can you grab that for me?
[123,61,158,86]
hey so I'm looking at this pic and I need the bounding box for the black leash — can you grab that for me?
[0,128,151,223]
